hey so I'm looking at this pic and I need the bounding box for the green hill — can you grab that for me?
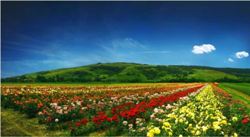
[2,62,250,83]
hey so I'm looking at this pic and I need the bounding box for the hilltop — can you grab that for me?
[2,62,250,83]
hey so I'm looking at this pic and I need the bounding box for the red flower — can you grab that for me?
[111,115,118,122]
[242,116,249,124]
[92,112,108,125]
[37,102,43,109]
[75,121,81,127]
[47,116,52,122]
[80,118,88,125]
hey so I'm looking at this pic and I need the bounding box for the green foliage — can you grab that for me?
[116,66,147,82]
[219,83,250,114]
[105,126,123,136]
[219,83,250,96]
[2,62,250,83]
[71,122,96,136]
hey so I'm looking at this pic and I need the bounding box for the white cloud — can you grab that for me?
[228,58,234,62]
[192,44,216,54]
[235,51,249,59]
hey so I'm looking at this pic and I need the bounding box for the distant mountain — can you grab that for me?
[2,62,250,83]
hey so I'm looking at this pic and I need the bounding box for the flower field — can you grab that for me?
[1,83,249,136]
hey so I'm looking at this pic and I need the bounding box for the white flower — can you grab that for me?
[159,109,164,113]
[165,104,173,109]
[81,107,87,110]
[50,103,58,107]
[154,108,159,113]
[38,111,43,115]
[76,101,81,105]
[55,118,59,122]
[136,118,142,122]
[63,106,68,110]
[140,127,146,131]
[128,124,133,128]
[57,109,63,114]
[123,121,128,125]
[156,118,161,122]
[150,114,155,119]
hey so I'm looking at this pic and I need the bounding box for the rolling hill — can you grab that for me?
[2,62,250,83]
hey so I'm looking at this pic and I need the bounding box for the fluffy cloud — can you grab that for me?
[192,44,216,54]
[228,58,234,62]
[235,51,249,59]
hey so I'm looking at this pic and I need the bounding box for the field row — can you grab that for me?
[1,84,200,135]
[1,83,249,136]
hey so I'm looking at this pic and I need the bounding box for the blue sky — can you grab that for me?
[2,1,250,78]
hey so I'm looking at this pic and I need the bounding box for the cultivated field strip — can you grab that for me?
[1,83,249,136]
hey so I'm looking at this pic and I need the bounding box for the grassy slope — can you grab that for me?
[1,82,180,87]
[31,63,136,78]
[188,69,238,81]
[219,83,250,110]
[219,83,250,96]
[31,65,238,81]
[3,62,248,83]
[1,109,70,136]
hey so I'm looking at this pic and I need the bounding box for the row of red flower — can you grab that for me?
[1,84,198,124]
[73,85,203,129]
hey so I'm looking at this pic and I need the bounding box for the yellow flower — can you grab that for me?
[232,117,238,122]
[213,121,221,131]
[147,131,154,137]
[147,127,161,137]
[179,118,184,123]
[202,126,208,132]
[163,122,171,128]
[188,124,193,128]
[153,127,161,134]
[195,130,201,136]
[168,131,173,136]
[191,130,196,135]
[167,113,177,119]
[146,85,231,137]
[233,132,238,137]
[221,120,227,125]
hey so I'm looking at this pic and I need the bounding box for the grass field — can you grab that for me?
[188,69,238,81]
[1,109,70,136]
[219,83,250,104]
[219,83,250,96]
